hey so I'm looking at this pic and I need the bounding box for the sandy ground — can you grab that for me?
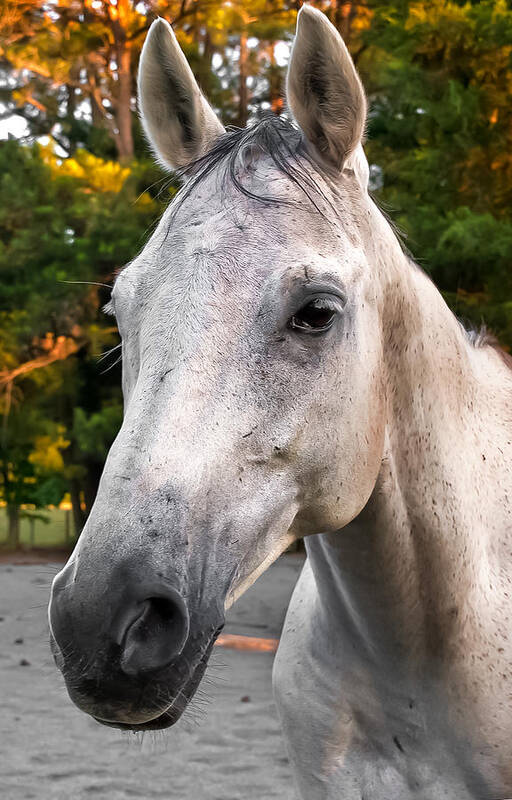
[0,554,305,800]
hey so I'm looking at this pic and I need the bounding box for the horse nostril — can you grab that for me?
[150,596,178,624]
[120,589,190,677]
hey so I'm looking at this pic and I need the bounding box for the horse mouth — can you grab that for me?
[94,707,179,732]
[93,634,216,732]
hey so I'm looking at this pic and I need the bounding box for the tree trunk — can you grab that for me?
[29,517,35,548]
[237,33,249,128]
[267,44,283,115]
[65,83,76,154]
[110,0,134,161]
[70,479,87,538]
[87,61,106,128]
[83,462,103,518]
[65,510,71,545]
[116,42,134,160]
[330,2,356,45]
[340,3,356,45]
[200,29,215,97]
[7,504,19,549]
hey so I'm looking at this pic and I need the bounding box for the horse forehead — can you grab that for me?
[130,166,367,300]
[158,166,345,253]
[176,203,237,248]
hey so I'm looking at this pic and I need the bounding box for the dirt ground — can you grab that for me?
[0,553,304,800]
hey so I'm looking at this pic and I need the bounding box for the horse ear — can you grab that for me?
[286,5,367,172]
[138,18,225,170]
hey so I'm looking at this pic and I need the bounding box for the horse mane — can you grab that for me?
[467,326,512,369]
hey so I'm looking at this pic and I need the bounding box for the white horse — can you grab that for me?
[49,7,512,798]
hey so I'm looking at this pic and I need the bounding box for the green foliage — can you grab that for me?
[362,0,512,345]
[73,405,123,461]
[0,140,169,336]
[0,137,171,543]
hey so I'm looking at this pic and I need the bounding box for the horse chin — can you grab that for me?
[93,690,186,732]
[94,706,181,731]
[93,637,214,732]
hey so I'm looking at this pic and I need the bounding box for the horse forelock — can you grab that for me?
[173,114,335,216]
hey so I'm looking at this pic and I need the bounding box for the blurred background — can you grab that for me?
[1,0,511,551]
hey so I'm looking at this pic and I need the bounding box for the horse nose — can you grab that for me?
[118,586,190,676]
[49,564,190,677]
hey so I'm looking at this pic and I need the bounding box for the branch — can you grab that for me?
[0,336,84,387]
[126,21,153,42]
[7,60,52,80]
[23,93,47,113]
[50,130,71,156]
[86,80,119,137]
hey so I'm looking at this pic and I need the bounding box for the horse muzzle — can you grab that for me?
[48,558,223,730]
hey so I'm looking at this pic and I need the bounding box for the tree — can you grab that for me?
[0,0,163,159]
[0,0,300,157]
[0,138,170,539]
[360,0,512,345]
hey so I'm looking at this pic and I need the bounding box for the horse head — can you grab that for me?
[48,7,387,730]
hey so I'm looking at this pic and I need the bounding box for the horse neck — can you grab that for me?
[308,239,512,668]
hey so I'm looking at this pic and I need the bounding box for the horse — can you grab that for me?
[48,7,512,799]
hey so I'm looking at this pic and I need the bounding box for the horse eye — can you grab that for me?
[289,298,338,334]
